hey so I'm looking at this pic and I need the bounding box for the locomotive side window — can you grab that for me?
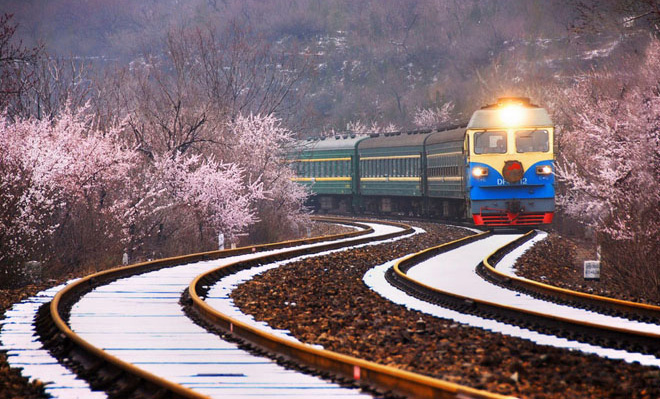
[515,130,549,153]
[474,131,507,154]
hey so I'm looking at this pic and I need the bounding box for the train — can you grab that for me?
[289,97,555,227]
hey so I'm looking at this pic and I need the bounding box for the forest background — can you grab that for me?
[1,0,659,300]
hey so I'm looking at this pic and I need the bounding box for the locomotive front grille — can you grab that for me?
[474,212,553,226]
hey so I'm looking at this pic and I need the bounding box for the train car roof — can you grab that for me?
[358,130,433,150]
[292,134,370,152]
[468,107,553,129]
[425,127,465,146]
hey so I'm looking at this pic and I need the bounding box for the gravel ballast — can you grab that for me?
[0,285,51,399]
[2,222,659,399]
[232,223,660,399]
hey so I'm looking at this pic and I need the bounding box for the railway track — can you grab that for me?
[477,230,660,324]
[3,217,515,399]
[381,230,660,360]
[3,217,659,398]
[32,218,400,398]
[186,225,513,399]
[2,217,373,398]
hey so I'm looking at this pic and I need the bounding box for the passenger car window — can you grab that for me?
[516,130,549,153]
[474,131,507,154]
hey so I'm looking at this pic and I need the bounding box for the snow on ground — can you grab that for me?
[204,225,423,344]
[364,233,660,367]
[67,221,414,398]
[0,221,412,399]
[407,233,660,335]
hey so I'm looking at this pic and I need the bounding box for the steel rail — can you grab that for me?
[388,231,660,357]
[479,230,660,323]
[37,217,374,399]
[189,222,514,399]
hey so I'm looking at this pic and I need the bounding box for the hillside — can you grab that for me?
[4,0,653,133]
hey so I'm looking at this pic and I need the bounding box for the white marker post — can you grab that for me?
[218,233,225,250]
[584,260,600,281]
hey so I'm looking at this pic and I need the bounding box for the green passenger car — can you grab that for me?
[425,127,465,199]
[357,131,433,214]
[289,135,368,212]
[424,127,468,217]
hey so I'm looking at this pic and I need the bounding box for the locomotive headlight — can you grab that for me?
[536,165,553,175]
[472,166,489,178]
[499,104,524,127]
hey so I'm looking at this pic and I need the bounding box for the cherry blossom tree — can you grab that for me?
[0,106,134,285]
[122,152,264,257]
[103,56,310,248]
[2,13,315,282]
[553,40,660,300]
[0,103,277,286]
[412,102,455,128]
[346,120,400,134]
[108,50,216,159]
[223,113,309,243]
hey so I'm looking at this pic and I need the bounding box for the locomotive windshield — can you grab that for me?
[515,130,549,153]
[474,131,507,154]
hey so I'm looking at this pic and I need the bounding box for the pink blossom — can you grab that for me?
[413,102,454,128]
[1,105,134,266]
[554,41,660,241]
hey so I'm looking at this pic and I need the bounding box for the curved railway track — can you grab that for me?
[186,226,510,399]
[32,218,387,398]
[3,217,659,399]
[478,230,660,324]
[383,230,660,359]
[8,217,510,399]
[3,217,373,398]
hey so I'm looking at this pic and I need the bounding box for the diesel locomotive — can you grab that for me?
[290,97,555,227]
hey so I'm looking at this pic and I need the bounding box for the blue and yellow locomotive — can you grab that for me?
[466,97,555,226]
[289,97,555,227]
